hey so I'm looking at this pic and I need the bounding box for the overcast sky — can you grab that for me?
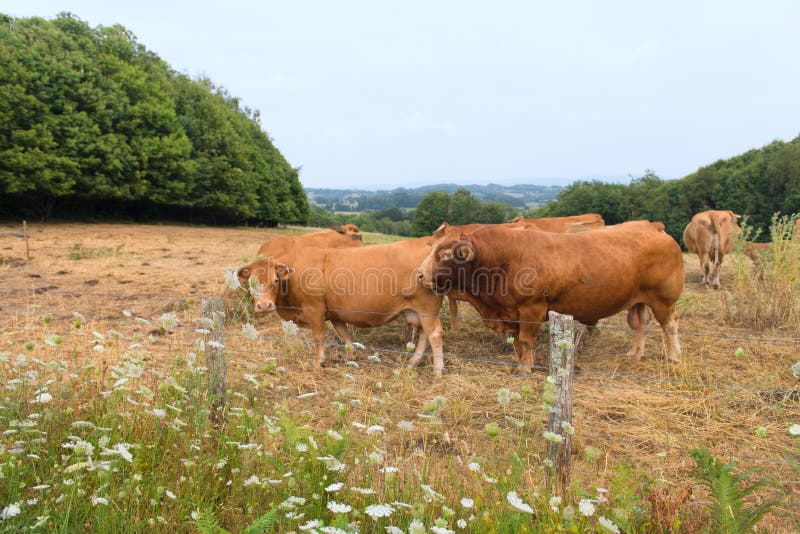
[4,1,800,189]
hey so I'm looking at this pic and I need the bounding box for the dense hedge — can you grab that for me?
[0,13,309,225]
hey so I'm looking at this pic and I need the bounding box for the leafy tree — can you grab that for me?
[448,188,481,225]
[411,192,451,236]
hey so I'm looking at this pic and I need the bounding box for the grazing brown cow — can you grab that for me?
[682,210,741,289]
[745,218,800,262]
[417,222,684,373]
[506,213,606,232]
[238,238,446,374]
[256,224,362,258]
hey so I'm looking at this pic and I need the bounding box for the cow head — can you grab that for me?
[237,258,292,313]
[417,234,475,294]
[332,224,362,241]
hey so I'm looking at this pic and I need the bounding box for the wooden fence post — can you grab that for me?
[202,296,227,426]
[22,220,30,260]
[546,311,576,495]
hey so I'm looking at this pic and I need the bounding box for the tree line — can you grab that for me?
[528,136,800,243]
[0,13,309,225]
[309,188,519,237]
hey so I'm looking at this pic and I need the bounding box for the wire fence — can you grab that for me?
[2,298,799,472]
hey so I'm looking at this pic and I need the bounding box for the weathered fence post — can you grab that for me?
[202,296,227,426]
[22,220,30,260]
[546,311,576,495]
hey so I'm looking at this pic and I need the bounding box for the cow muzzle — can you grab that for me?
[254,300,276,313]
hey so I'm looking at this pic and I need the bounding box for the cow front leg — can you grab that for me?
[417,315,444,377]
[514,306,545,374]
[309,318,327,369]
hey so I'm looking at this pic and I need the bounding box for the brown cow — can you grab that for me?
[257,224,362,259]
[745,218,800,262]
[238,237,447,374]
[417,222,684,373]
[682,210,741,289]
[506,213,605,232]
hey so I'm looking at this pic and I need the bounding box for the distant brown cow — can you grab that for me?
[745,218,800,262]
[238,237,447,374]
[682,210,741,288]
[417,221,684,373]
[257,224,362,258]
[430,214,605,240]
[506,213,605,232]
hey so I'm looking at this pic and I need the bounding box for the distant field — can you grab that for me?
[0,222,798,532]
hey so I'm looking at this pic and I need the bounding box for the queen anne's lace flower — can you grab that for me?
[506,491,534,513]
[364,503,394,519]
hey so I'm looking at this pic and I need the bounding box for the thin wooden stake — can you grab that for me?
[202,296,227,426]
[546,311,576,495]
[23,220,30,260]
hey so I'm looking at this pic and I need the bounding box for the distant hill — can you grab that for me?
[306,183,562,212]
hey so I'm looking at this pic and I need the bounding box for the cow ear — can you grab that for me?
[454,242,475,263]
[237,266,251,281]
[331,226,345,234]
[432,222,449,239]
[275,263,293,280]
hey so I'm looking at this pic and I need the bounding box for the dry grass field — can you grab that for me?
[1,221,798,532]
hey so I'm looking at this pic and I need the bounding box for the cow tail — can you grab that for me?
[711,216,722,271]
[447,297,459,331]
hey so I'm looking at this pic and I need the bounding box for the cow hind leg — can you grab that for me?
[331,320,353,360]
[710,254,723,289]
[626,303,649,360]
[651,303,681,362]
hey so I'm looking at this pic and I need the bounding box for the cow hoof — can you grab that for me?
[625,350,643,360]
[513,365,532,375]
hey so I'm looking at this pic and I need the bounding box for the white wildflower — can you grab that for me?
[457,519,467,529]
[366,425,385,435]
[497,388,512,405]
[431,527,455,534]
[241,323,259,340]
[409,519,426,534]
[560,421,575,435]
[578,498,595,517]
[224,268,242,290]
[295,443,309,453]
[31,392,53,404]
[325,482,344,492]
[598,516,620,533]
[327,429,344,440]
[326,501,352,514]
[299,519,321,531]
[468,462,480,472]
[506,491,534,513]
[543,431,564,443]
[159,313,179,330]
[165,490,176,499]
[460,497,474,508]
[92,496,109,506]
[549,495,562,512]
[44,335,62,347]
[207,340,224,349]
[789,423,800,437]
[282,320,299,336]
[364,504,394,519]
[397,420,414,432]
[0,502,21,519]
[244,475,261,487]
[792,361,800,379]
